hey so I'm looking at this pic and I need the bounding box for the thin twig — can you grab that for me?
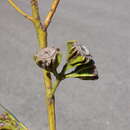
[8,0,35,22]
[51,79,61,97]
[43,0,61,29]
[31,0,40,20]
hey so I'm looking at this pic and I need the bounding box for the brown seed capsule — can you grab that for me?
[34,47,60,71]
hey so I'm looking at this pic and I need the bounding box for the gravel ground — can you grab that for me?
[0,0,130,130]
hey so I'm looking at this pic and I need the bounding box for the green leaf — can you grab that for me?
[67,40,77,54]
[66,56,86,70]
[56,52,62,67]
[67,40,79,63]
[65,60,98,80]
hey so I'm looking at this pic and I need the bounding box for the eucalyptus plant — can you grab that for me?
[0,0,98,130]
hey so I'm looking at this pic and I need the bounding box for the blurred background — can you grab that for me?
[0,0,130,130]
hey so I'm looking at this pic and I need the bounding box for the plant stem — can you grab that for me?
[34,15,56,130]
[8,0,34,22]
[51,79,61,97]
[31,1,56,130]
[43,0,61,30]
[8,0,61,129]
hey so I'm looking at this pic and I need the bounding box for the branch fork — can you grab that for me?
[8,0,60,31]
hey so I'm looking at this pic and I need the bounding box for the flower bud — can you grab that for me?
[34,47,61,72]
[68,41,92,64]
